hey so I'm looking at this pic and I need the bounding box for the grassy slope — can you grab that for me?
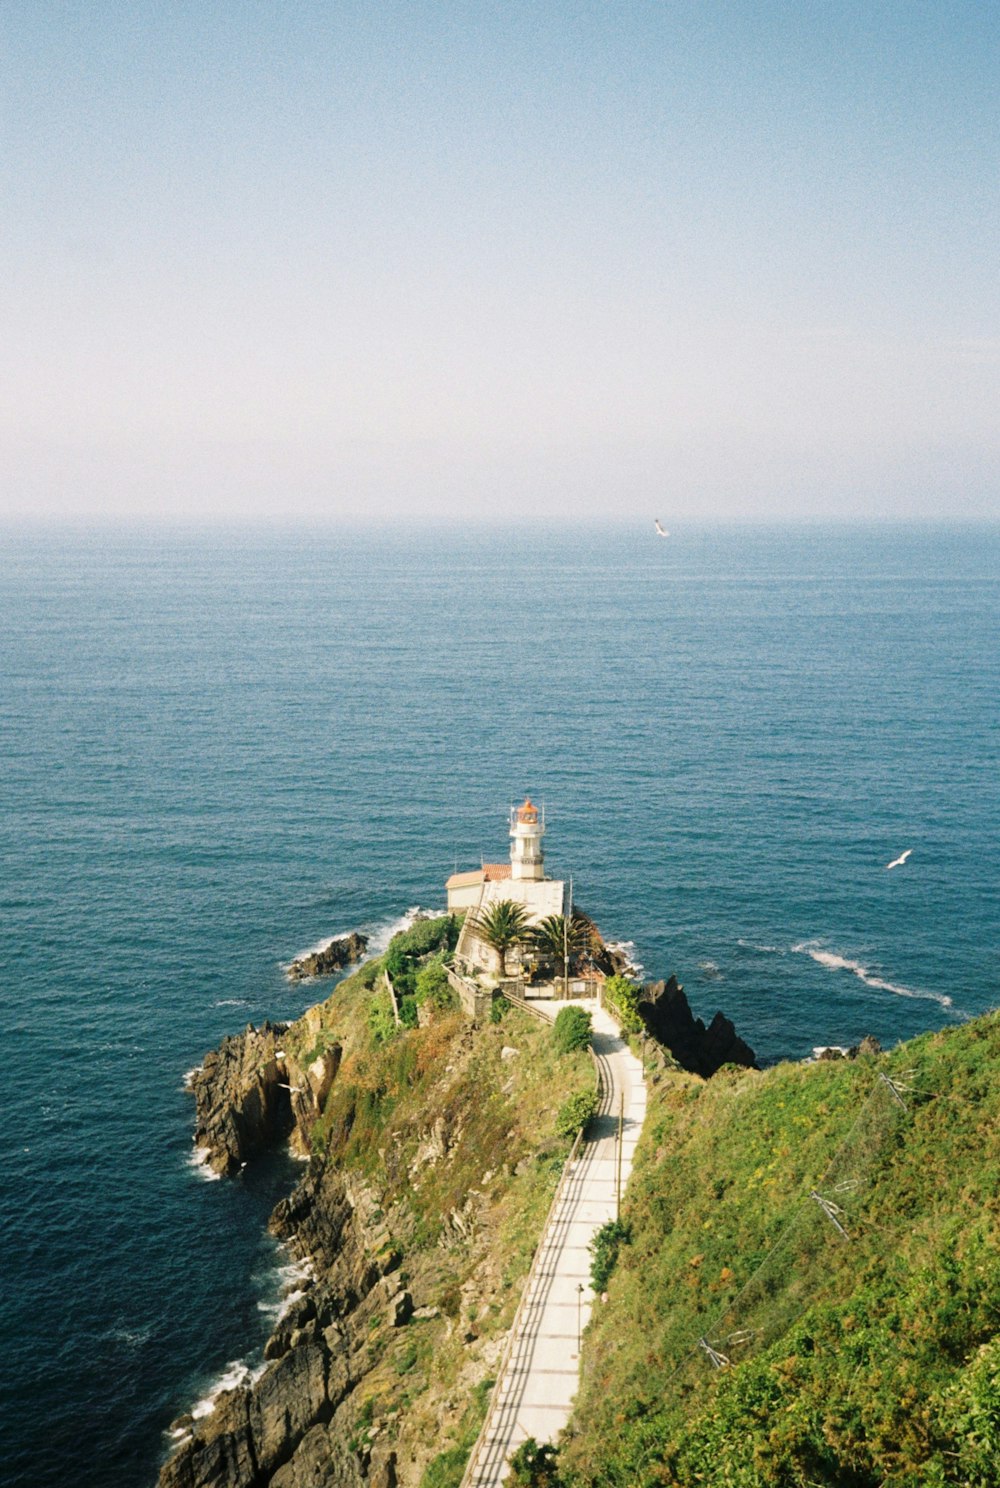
[563,1012,1000,1488]
[281,922,594,1487]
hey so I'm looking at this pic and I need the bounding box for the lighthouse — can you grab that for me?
[510,797,544,881]
[445,796,564,920]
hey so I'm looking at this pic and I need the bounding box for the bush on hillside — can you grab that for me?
[507,1439,559,1488]
[368,988,398,1046]
[553,1005,592,1054]
[589,1218,632,1292]
[414,954,458,1013]
[556,1087,598,1139]
[384,916,461,997]
[603,974,643,1033]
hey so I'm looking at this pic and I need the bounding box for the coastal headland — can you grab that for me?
[162,903,998,1488]
[161,909,755,1488]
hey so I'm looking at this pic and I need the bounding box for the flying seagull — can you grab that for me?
[886,848,913,870]
[654,519,669,537]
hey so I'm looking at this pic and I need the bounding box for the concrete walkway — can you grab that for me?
[466,1001,647,1486]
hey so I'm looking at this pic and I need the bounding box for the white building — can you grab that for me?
[447,799,568,978]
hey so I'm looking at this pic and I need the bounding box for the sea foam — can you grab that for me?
[606,940,644,978]
[792,942,955,1011]
[179,1358,267,1431]
[186,1146,222,1182]
[289,906,444,970]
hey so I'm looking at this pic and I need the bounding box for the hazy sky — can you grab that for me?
[2,2,997,524]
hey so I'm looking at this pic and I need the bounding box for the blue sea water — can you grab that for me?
[0,522,997,1487]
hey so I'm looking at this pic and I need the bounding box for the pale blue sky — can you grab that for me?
[1,2,997,523]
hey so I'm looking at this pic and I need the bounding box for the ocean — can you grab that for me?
[1,522,996,1486]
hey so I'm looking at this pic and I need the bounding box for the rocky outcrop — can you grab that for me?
[190,1023,341,1176]
[638,976,757,1077]
[161,1168,403,1488]
[572,910,634,979]
[288,935,368,982]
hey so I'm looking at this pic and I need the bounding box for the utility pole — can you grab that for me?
[616,1091,624,1220]
[576,1282,584,1354]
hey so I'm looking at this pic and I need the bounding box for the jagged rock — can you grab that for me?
[368,1448,398,1488]
[189,1022,293,1175]
[638,977,757,1078]
[288,934,368,982]
[268,1422,341,1488]
[856,1034,883,1056]
[500,1046,519,1061]
[251,1342,331,1469]
[387,1290,413,1327]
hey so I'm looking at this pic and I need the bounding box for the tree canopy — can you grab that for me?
[470,899,531,978]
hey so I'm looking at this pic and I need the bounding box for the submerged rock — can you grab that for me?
[638,976,757,1077]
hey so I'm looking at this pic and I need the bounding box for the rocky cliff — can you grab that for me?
[638,976,757,1076]
[190,1019,341,1175]
[162,1165,403,1488]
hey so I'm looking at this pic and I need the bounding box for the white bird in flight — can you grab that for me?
[886,848,913,870]
[654,519,669,537]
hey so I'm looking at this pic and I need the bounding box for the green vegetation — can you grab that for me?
[556,1087,599,1139]
[414,953,458,1012]
[508,1438,559,1488]
[418,1378,496,1488]
[601,974,643,1033]
[469,899,531,978]
[367,984,398,1045]
[588,1218,631,1292]
[383,914,461,996]
[557,1011,1000,1488]
[529,913,596,970]
[552,1005,593,1054]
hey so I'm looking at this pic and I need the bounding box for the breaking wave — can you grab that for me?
[186,1145,222,1182]
[289,906,445,972]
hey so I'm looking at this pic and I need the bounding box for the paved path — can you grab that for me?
[466,1001,646,1486]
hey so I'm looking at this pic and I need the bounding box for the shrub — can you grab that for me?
[368,990,398,1046]
[589,1218,632,1291]
[553,1005,592,1054]
[603,974,643,1034]
[399,995,419,1029]
[419,1446,468,1488]
[556,1087,598,1139]
[507,1439,559,1488]
[414,954,457,1012]
[389,914,459,960]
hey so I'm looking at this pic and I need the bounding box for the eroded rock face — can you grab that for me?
[161,1168,397,1488]
[190,1024,341,1176]
[638,977,757,1077]
[190,1023,293,1176]
[288,935,368,983]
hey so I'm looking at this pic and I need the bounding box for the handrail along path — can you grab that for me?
[460,994,646,1488]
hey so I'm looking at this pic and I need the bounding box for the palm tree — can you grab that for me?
[528,912,596,975]
[470,900,531,979]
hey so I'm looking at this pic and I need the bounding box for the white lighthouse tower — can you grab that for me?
[510,797,545,881]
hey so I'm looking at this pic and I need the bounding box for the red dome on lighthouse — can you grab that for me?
[516,797,538,824]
